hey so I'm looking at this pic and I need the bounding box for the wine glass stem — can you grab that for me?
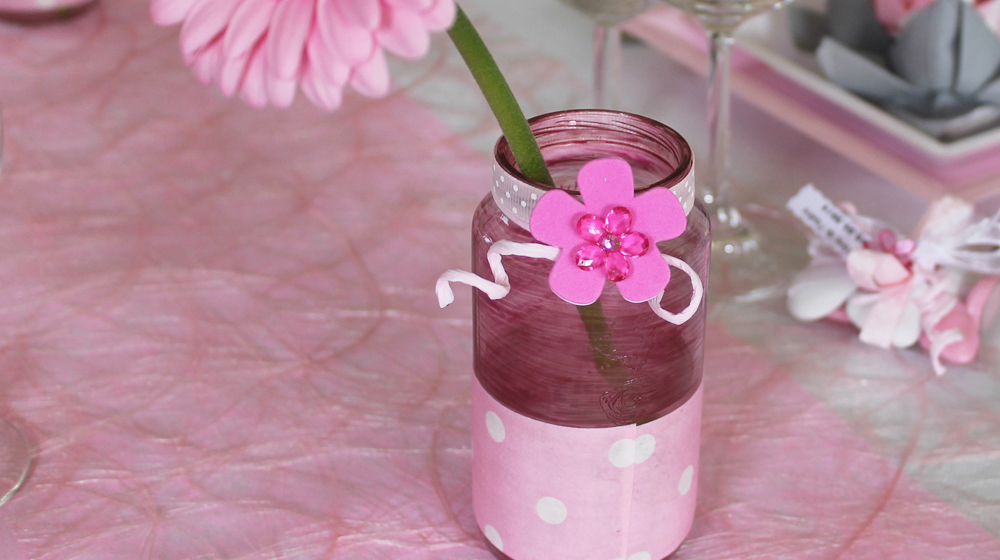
[594,24,622,109]
[705,29,734,213]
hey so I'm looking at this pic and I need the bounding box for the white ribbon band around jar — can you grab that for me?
[491,162,696,232]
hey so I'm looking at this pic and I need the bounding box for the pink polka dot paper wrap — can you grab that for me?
[472,377,702,560]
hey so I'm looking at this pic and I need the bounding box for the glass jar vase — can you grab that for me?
[469,110,709,560]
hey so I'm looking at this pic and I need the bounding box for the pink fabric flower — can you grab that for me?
[151,0,456,110]
[872,0,936,34]
[529,158,687,306]
[874,0,1000,34]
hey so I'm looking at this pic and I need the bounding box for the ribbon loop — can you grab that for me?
[436,241,559,308]
[647,255,704,325]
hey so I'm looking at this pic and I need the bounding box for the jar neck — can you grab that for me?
[491,158,695,232]
[492,110,695,233]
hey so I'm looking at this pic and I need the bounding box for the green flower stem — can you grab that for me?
[447,7,552,185]
[447,5,624,379]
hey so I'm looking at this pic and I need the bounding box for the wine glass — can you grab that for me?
[660,0,795,299]
[558,0,655,108]
[0,108,32,506]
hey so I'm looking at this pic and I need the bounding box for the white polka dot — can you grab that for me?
[505,191,511,198]
[609,439,636,468]
[520,201,527,207]
[628,553,652,560]
[484,525,503,550]
[485,411,505,443]
[536,497,567,524]
[512,207,518,214]
[531,193,538,200]
[500,175,505,182]
[679,465,694,495]
[635,434,655,464]
[512,184,518,192]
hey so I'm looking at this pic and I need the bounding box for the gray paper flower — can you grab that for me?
[790,0,1000,140]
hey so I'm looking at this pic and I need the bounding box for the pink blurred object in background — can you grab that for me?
[150,0,455,110]
[873,0,1000,34]
[0,0,95,23]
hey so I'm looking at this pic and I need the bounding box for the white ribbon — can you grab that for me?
[435,241,559,308]
[648,255,704,325]
[914,209,1000,275]
[436,242,704,327]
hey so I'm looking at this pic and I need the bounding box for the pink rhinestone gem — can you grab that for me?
[577,214,605,243]
[605,251,630,282]
[575,244,606,270]
[600,234,621,252]
[604,207,632,236]
[620,232,649,257]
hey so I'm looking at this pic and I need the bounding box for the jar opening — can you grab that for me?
[493,110,694,196]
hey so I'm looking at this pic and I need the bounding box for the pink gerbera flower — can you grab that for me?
[151,0,456,110]
[529,158,687,306]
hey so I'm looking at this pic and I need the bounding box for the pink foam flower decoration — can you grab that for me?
[529,158,687,306]
[151,0,456,110]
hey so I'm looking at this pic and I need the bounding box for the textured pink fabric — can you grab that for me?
[471,378,700,560]
[0,2,996,559]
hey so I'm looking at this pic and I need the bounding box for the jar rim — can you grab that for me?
[493,109,694,195]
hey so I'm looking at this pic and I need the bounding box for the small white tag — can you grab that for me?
[786,184,870,257]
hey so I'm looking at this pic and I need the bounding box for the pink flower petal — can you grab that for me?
[386,0,433,11]
[305,30,349,86]
[151,0,201,26]
[190,37,224,85]
[615,250,671,303]
[218,44,252,97]
[846,249,911,291]
[223,0,276,59]
[180,0,244,57]
[419,0,456,31]
[377,4,430,59]
[301,63,344,110]
[239,44,269,108]
[266,76,297,108]
[530,188,588,249]
[349,48,391,97]
[267,0,314,80]
[629,187,686,243]
[577,158,635,216]
[337,0,380,29]
[318,0,375,65]
[548,250,607,306]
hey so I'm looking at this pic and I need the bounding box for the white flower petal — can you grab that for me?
[787,262,857,321]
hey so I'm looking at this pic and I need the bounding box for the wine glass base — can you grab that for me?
[0,420,30,507]
[707,204,806,303]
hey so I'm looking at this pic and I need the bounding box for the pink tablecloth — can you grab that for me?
[0,1,996,558]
